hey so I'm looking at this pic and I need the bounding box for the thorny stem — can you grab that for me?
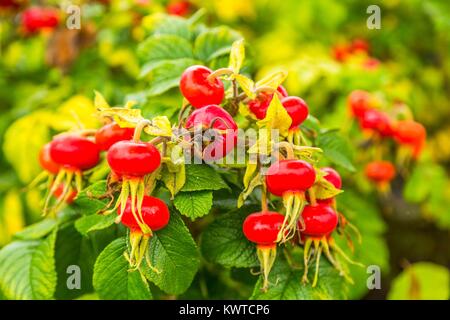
[308,188,317,206]
[261,181,269,212]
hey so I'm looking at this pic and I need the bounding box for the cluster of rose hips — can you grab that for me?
[332,39,380,71]
[348,90,427,190]
[37,119,169,269]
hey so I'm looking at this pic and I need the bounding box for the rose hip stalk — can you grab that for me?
[43,134,100,215]
[243,211,284,291]
[106,121,162,235]
[298,203,362,287]
[119,195,170,269]
[184,105,238,161]
[265,159,316,242]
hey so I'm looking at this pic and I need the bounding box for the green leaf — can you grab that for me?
[93,238,152,300]
[138,35,194,78]
[201,206,259,268]
[250,257,348,300]
[54,223,96,299]
[147,58,201,96]
[194,26,241,62]
[388,263,449,300]
[144,14,192,40]
[228,39,245,74]
[257,94,292,137]
[143,212,200,295]
[0,231,57,300]
[174,190,213,220]
[74,181,109,215]
[316,131,355,172]
[75,214,117,235]
[182,164,229,192]
[14,219,57,240]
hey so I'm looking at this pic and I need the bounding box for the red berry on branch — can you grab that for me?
[281,96,309,129]
[107,140,161,177]
[119,196,170,232]
[243,211,285,247]
[322,167,342,189]
[49,135,100,171]
[300,203,338,238]
[266,160,316,197]
[359,109,393,137]
[39,143,61,174]
[95,123,135,151]
[22,7,60,34]
[185,104,238,161]
[180,65,224,109]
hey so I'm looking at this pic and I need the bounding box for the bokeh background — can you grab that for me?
[0,0,449,299]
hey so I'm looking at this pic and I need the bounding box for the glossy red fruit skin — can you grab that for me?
[52,184,77,204]
[95,123,135,151]
[365,161,396,183]
[266,160,316,197]
[185,104,238,160]
[22,7,60,34]
[300,204,338,237]
[166,0,190,16]
[322,167,342,189]
[359,109,393,137]
[348,90,372,118]
[281,96,309,128]
[180,65,224,108]
[39,143,61,174]
[107,140,161,177]
[119,196,170,231]
[243,211,285,246]
[50,135,100,171]
[248,86,290,120]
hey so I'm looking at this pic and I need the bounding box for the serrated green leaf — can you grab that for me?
[388,263,449,300]
[74,181,109,215]
[201,206,259,268]
[174,190,213,220]
[257,95,292,137]
[138,34,193,63]
[194,26,241,62]
[182,164,229,192]
[143,14,192,40]
[14,219,57,240]
[0,231,57,300]
[229,39,245,74]
[250,257,348,300]
[143,212,200,295]
[316,131,355,172]
[54,223,96,299]
[147,58,201,96]
[75,214,117,235]
[93,238,152,300]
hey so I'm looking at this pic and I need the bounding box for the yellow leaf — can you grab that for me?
[247,129,273,155]
[238,172,262,208]
[144,116,173,137]
[257,94,292,137]
[97,107,144,128]
[312,177,343,200]
[229,39,245,74]
[235,74,255,99]
[255,70,288,90]
[56,95,99,131]
[94,91,111,110]
[2,190,25,244]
